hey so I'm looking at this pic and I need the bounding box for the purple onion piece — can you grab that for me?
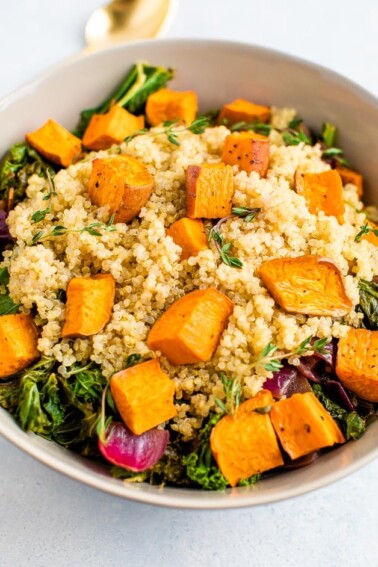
[0,209,12,250]
[296,357,322,383]
[323,380,355,412]
[99,422,169,472]
[282,452,319,470]
[313,338,336,369]
[263,364,311,398]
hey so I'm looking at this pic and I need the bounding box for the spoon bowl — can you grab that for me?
[85,0,176,51]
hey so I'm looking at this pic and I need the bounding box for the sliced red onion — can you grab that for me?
[0,209,12,251]
[263,364,311,398]
[296,356,322,382]
[98,422,169,472]
[283,452,319,470]
[323,380,355,412]
[313,338,336,369]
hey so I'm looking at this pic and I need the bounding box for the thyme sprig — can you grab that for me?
[253,335,329,372]
[215,372,242,416]
[355,223,378,242]
[30,214,116,245]
[320,122,350,167]
[124,116,210,146]
[208,207,261,269]
[31,170,57,224]
[229,121,272,136]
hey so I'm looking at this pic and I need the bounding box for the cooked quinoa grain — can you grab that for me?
[2,110,377,440]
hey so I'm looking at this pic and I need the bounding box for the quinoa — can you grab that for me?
[2,108,378,441]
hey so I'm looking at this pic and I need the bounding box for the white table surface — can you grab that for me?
[0,1,377,566]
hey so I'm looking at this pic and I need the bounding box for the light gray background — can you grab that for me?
[0,1,377,566]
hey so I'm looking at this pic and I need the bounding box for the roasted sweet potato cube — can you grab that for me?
[147,288,234,365]
[0,314,39,379]
[270,392,345,460]
[88,155,154,223]
[186,163,234,219]
[238,389,275,414]
[82,104,145,150]
[221,132,270,177]
[146,88,198,126]
[110,359,177,435]
[294,169,345,223]
[210,392,283,487]
[259,255,352,317]
[26,119,81,167]
[336,327,378,402]
[166,218,208,260]
[218,98,271,126]
[336,164,363,198]
[62,274,115,338]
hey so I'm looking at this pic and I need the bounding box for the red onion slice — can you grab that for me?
[99,422,169,472]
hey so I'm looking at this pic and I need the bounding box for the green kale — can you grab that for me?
[0,142,54,208]
[358,279,378,330]
[0,294,21,315]
[182,414,229,490]
[312,383,366,440]
[74,63,174,138]
[0,267,9,285]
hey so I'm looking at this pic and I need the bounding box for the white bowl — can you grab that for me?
[1,39,377,509]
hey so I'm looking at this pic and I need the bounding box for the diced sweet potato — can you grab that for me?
[258,255,352,317]
[147,288,234,365]
[336,327,378,402]
[26,119,81,167]
[294,169,345,223]
[62,274,115,338]
[82,104,144,150]
[210,391,283,487]
[218,98,271,126]
[336,164,363,198]
[0,314,39,379]
[221,132,270,177]
[88,155,154,223]
[110,359,177,435]
[270,392,345,460]
[146,88,198,126]
[186,163,234,219]
[166,218,208,260]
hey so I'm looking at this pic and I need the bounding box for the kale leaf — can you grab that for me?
[0,142,54,208]
[74,63,174,138]
[312,383,366,440]
[358,279,378,330]
[182,414,229,490]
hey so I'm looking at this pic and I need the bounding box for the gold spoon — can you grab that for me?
[85,0,176,51]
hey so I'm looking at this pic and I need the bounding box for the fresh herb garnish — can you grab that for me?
[215,372,242,415]
[209,219,243,269]
[355,223,378,242]
[322,122,337,147]
[125,116,210,146]
[253,335,330,372]
[30,214,116,245]
[319,123,350,166]
[282,130,311,146]
[231,206,261,222]
[230,121,272,136]
[208,207,260,269]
